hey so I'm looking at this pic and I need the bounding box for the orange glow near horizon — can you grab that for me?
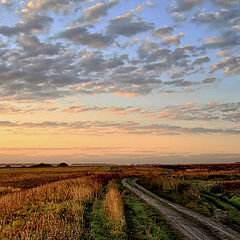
[1,119,240,164]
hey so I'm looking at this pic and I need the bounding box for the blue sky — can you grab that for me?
[0,0,239,164]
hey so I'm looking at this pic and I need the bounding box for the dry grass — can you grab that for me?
[0,171,86,192]
[0,176,102,239]
[0,167,136,239]
[206,180,240,193]
[104,180,124,223]
[0,165,144,195]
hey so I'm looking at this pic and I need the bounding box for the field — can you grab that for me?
[0,163,240,239]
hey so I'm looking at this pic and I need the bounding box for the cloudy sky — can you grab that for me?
[0,0,239,164]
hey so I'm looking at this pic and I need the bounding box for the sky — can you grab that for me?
[0,0,239,165]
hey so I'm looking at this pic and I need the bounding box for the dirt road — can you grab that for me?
[122,178,240,240]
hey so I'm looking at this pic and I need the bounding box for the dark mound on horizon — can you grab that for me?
[30,163,53,168]
[57,162,69,167]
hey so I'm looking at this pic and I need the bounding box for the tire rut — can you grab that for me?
[122,178,240,240]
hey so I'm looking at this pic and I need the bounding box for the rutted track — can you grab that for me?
[122,178,240,240]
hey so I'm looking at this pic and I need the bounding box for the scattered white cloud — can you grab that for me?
[170,0,203,12]
[107,13,154,37]
[82,0,118,22]
[162,32,184,45]
[210,56,240,75]
[153,26,173,37]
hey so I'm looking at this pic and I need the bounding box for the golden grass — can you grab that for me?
[0,165,145,194]
[104,180,124,223]
[0,176,102,239]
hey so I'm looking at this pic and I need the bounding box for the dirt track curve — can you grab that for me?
[122,178,240,240]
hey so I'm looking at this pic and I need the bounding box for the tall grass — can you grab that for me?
[103,180,124,237]
[0,176,102,239]
[104,180,124,223]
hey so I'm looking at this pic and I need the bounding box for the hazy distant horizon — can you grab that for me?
[0,153,239,166]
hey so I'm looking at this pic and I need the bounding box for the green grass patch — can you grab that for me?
[227,195,240,210]
[126,178,135,187]
[123,188,183,240]
[91,200,108,239]
[215,194,240,211]
[202,193,240,229]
